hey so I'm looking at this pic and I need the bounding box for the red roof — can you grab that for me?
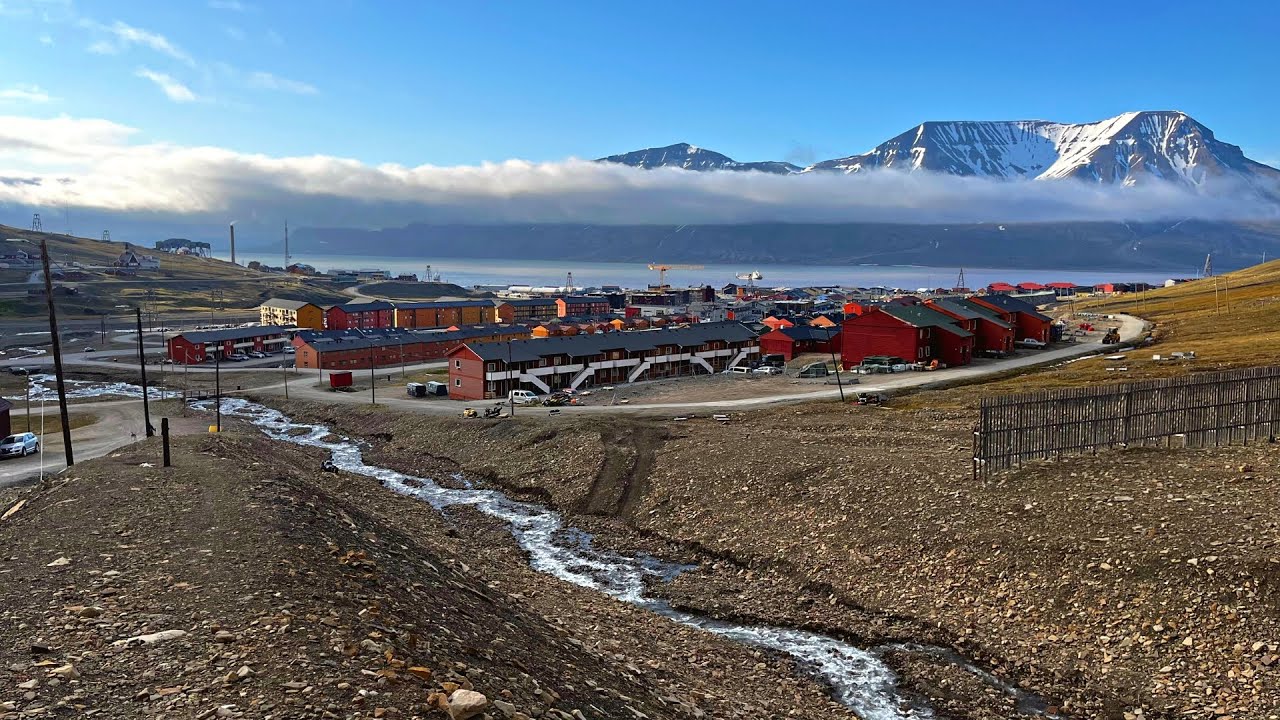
[988,282,1017,291]
[1045,282,1076,289]
[1017,282,1046,291]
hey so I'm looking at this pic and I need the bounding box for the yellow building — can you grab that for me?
[258,299,325,330]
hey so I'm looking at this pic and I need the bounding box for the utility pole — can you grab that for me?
[135,308,154,437]
[36,238,74,467]
[507,340,516,416]
[25,380,30,432]
[368,343,376,405]
[826,326,845,402]
[215,352,222,432]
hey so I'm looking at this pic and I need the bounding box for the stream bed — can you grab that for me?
[207,397,1055,720]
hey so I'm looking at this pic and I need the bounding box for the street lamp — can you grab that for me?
[825,325,845,403]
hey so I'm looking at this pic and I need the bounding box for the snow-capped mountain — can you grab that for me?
[598,143,799,174]
[805,111,1280,190]
[602,113,1279,193]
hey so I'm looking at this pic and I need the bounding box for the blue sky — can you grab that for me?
[2,0,1277,167]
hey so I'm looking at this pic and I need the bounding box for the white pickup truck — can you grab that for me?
[507,389,541,405]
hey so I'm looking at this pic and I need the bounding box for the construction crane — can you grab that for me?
[647,263,704,289]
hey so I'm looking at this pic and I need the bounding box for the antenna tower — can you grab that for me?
[565,271,574,292]
[956,267,966,290]
[31,213,42,232]
[284,220,290,269]
[1202,253,1213,277]
[102,230,111,242]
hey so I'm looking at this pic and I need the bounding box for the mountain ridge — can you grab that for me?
[600,111,1280,193]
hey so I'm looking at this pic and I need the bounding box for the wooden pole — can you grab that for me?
[136,308,154,437]
[39,238,73,467]
[161,418,171,467]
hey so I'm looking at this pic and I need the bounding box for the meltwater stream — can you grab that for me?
[204,398,1050,719]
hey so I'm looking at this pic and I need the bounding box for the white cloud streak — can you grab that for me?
[134,69,199,103]
[245,71,317,95]
[209,0,255,11]
[0,115,1275,228]
[0,84,54,103]
[82,19,194,66]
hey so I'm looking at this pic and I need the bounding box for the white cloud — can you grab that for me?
[82,19,194,66]
[0,114,1275,227]
[134,69,199,103]
[0,84,54,103]
[209,0,255,11]
[39,33,53,45]
[245,71,317,95]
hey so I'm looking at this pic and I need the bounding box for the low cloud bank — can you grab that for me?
[1,114,1277,229]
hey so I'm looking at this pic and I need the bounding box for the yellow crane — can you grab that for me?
[646,263,705,289]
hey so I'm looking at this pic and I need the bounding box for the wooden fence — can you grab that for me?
[973,366,1280,479]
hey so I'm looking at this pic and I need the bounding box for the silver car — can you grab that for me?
[0,432,39,458]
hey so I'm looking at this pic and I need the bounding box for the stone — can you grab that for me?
[493,699,517,717]
[18,679,38,690]
[214,631,236,643]
[447,689,488,720]
[46,557,71,567]
[78,606,105,618]
[111,629,188,648]
[48,664,79,679]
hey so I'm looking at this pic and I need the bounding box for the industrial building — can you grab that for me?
[447,321,760,400]
[495,298,560,324]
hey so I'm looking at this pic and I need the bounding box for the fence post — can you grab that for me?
[161,418,171,467]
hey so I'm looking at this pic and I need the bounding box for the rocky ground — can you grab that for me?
[0,429,861,720]
[283,401,1280,720]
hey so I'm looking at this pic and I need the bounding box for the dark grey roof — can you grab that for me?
[560,296,608,303]
[332,300,394,312]
[461,321,758,363]
[956,299,1014,329]
[176,325,294,343]
[878,305,974,338]
[394,299,494,310]
[499,298,558,307]
[297,324,521,352]
[773,324,838,342]
[259,299,316,311]
[971,294,1053,322]
[926,299,982,321]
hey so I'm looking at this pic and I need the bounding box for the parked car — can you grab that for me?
[728,365,751,375]
[83,346,95,353]
[890,363,914,373]
[752,366,782,375]
[283,346,296,355]
[0,432,39,458]
[248,351,267,359]
[7,367,30,376]
[227,353,249,362]
[508,389,541,405]
[1016,338,1047,349]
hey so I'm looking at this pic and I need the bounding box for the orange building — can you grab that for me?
[394,300,496,329]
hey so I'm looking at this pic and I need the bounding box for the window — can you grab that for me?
[455,360,461,369]
[487,362,496,371]
[454,378,461,387]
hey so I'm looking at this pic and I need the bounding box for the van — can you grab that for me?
[729,365,751,375]
[508,389,541,404]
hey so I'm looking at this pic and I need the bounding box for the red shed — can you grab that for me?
[759,325,840,361]
[329,371,353,388]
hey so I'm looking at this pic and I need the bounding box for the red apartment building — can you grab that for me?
[556,296,612,318]
[496,298,560,324]
[966,295,1053,344]
[325,301,395,330]
[840,305,973,369]
[167,326,293,363]
[292,326,528,370]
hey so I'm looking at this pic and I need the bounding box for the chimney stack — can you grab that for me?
[229,224,236,265]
